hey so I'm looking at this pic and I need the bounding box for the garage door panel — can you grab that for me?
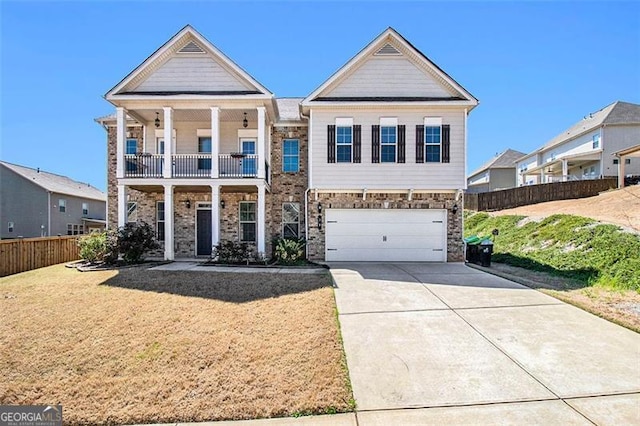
[325,209,447,262]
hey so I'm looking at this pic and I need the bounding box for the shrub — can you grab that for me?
[274,238,306,265]
[117,222,159,264]
[78,230,118,264]
[213,240,254,264]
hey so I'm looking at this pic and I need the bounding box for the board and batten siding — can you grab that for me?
[134,56,252,92]
[310,109,466,189]
[324,57,453,98]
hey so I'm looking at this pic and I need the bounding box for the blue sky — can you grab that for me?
[1,1,639,191]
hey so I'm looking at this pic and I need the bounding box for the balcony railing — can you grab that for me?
[123,154,260,179]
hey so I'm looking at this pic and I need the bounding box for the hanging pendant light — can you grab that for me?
[243,112,248,128]
[155,112,160,128]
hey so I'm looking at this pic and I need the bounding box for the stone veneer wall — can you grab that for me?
[306,192,463,262]
[267,126,309,254]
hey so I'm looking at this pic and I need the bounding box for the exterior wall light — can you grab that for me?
[317,215,322,230]
[243,112,248,128]
[317,203,322,213]
[155,112,160,128]
[220,200,225,209]
[452,204,458,214]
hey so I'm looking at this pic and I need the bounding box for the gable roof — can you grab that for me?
[468,149,527,178]
[302,27,478,107]
[105,25,272,99]
[518,101,640,161]
[1,161,106,201]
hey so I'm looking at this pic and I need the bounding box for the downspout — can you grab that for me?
[299,106,311,258]
[47,191,52,237]
[462,108,468,262]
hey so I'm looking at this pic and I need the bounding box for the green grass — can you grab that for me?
[464,212,640,292]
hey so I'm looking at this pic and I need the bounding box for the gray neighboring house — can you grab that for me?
[0,161,106,239]
[466,149,527,193]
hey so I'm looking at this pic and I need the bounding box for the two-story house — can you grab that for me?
[466,149,526,193]
[516,101,640,186]
[98,26,477,262]
[0,161,106,239]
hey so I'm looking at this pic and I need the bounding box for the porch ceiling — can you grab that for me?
[133,109,258,123]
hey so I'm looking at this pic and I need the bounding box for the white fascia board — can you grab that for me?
[301,100,478,109]
[312,188,458,194]
[107,94,273,102]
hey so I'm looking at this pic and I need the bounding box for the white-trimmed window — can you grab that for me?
[239,202,256,242]
[336,117,353,163]
[82,202,88,217]
[127,202,137,223]
[424,117,442,163]
[282,203,300,239]
[126,139,137,155]
[592,134,600,149]
[156,201,165,241]
[283,139,300,172]
[67,224,84,235]
[59,199,66,213]
[380,117,397,163]
[8,222,14,233]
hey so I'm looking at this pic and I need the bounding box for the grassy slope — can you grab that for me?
[464,212,640,292]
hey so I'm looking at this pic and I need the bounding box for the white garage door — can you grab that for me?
[325,209,447,262]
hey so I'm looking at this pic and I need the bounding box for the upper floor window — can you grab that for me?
[425,124,441,163]
[592,134,600,149]
[283,139,300,173]
[198,137,212,170]
[82,203,88,217]
[336,126,352,163]
[126,139,137,155]
[58,199,66,213]
[380,118,397,163]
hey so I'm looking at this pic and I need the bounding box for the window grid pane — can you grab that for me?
[126,139,137,154]
[239,202,256,242]
[336,126,352,163]
[380,126,396,163]
[156,202,165,241]
[282,203,300,239]
[425,126,441,163]
[283,139,299,172]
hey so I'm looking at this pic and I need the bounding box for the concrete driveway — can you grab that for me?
[330,263,640,425]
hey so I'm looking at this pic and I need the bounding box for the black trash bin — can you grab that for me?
[464,236,480,263]
[479,239,494,267]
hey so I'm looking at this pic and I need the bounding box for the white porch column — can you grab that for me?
[163,107,173,179]
[257,106,266,179]
[257,184,266,254]
[116,107,127,179]
[211,184,220,249]
[618,156,626,188]
[117,184,127,228]
[562,159,569,182]
[164,184,174,260]
[540,169,545,184]
[210,107,220,178]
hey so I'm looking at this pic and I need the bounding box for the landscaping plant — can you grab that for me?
[212,240,254,264]
[117,221,159,264]
[274,237,306,265]
[78,230,118,264]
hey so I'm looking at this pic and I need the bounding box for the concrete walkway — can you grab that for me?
[330,262,640,425]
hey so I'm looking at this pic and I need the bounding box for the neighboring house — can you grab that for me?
[98,25,478,262]
[0,161,106,239]
[516,101,640,186]
[466,149,526,193]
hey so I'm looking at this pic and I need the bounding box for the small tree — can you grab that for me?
[117,222,159,264]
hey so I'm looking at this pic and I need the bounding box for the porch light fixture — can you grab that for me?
[184,200,191,209]
[242,112,248,128]
[317,215,322,230]
[317,203,322,213]
[220,200,225,209]
[452,204,458,215]
[155,112,160,128]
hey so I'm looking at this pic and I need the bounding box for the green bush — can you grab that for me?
[117,222,159,264]
[274,238,306,265]
[464,211,640,292]
[213,240,254,264]
[78,230,118,264]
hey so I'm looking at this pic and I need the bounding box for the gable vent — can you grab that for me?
[179,41,205,53]
[375,43,401,56]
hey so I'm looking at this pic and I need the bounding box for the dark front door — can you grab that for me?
[196,209,212,256]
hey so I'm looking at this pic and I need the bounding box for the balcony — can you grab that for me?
[123,153,261,178]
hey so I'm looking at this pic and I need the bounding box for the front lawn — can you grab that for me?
[0,265,353,425]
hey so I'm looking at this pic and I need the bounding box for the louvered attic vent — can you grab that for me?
[179,41,205,53]
[375,43,401,56]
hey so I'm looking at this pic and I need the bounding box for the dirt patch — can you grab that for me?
[0,264,353,425]
[480,262,640,333]
[492,185,640,232]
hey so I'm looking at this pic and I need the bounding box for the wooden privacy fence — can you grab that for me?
[0,236,80,277]
[465,178,618,212]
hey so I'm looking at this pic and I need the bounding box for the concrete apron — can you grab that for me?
[330,262,640,425]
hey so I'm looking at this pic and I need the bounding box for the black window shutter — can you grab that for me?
[398,125,406,163]
[371,125,380,163]
[327,125,336,163]
[442,124,450,163]
[415,125,424,163]
[353,125,361,163]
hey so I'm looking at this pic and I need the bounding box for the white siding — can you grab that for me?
[516,156,539,186]
[541,129,601,164]
[325,57,453,98]
[134,56,253,92]
[144,121,251,154]
[310,108,466,189]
